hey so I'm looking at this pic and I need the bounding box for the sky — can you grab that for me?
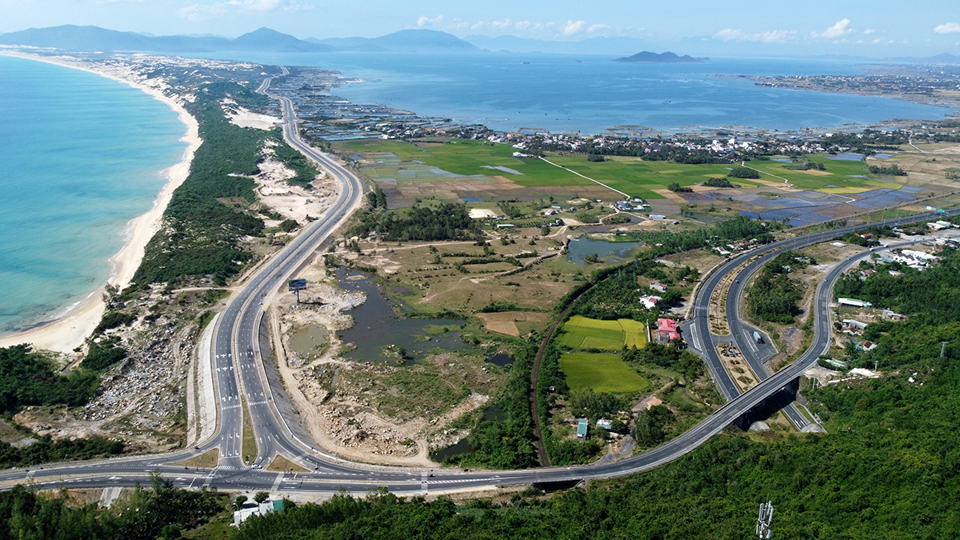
[1,0,959,57]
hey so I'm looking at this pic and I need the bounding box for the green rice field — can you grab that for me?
[556,315,647,350]
[333,139,901,200]
[559,353,650,394]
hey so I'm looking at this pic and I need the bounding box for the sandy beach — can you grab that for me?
[0,51,202,353]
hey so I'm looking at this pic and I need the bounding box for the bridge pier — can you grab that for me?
[734,377,801,431]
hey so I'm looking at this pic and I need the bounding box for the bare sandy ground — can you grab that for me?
[0,52,201,353]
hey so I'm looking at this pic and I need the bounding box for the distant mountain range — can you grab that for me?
[1,25,958,64]
[0,25,477,53]
[613,51,706,63]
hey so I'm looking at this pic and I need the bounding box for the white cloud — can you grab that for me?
[178,0,309,21]
[588,23,608,34]
[514,20,531,31]
[813,18,852,39]
[491,19,512,30]
[934,22,960,34]
[715,28,794,43]
[561,20,585,36]
[417,15,444,27]
[863,28,875,35]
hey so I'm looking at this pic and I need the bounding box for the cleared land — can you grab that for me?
[557,315,647,350]
[559,353,650,393]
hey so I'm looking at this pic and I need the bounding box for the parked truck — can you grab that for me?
[753,331,763,345]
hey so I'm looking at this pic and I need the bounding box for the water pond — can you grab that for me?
[567,236,641,266]
[336,269,468,364]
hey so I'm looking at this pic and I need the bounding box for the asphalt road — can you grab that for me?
[2,82,958,496]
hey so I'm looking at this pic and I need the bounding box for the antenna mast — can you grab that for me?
[756,501,774,539]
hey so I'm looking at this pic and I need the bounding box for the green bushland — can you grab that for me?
[93,310,136,334]
[82,336,128,371]
[0,436,123,468]
[559,353,650,393]
[567,260,694,321]
[623,341,704,384]
[635,214,773,258]
[726,167,760,179]
[0,346,98,414]
[0,474,226,539]
[703,176,736,188]
[351,202,481,242]
[667,182,693,193]
[438,339,538,469]
[271,137,319,185]
[133,82,268,287]
[745,251,812,324]
[868,164,907,176]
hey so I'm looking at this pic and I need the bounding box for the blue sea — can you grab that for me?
[196,51,952,133]
[0,55,186,334]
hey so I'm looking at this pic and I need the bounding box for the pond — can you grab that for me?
[431,404,505,461]
[485,353,513,367]
[288,324,330,361]
[335,268,469,364]
[567,235,641,266]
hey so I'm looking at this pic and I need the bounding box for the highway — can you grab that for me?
[1,78,958,496]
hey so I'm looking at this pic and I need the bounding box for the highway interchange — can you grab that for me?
[2,80,958,496]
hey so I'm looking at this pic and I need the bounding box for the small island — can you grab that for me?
[613,51,707,63]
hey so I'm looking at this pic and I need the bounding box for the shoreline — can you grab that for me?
[0,51,202,353]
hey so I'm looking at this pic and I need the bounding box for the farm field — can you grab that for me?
[334,139,757,200]
[548,156,761,198]
[745,155,900,192]
[556,315,647,350]
[559,352,650,394]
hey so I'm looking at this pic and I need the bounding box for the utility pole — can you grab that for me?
[757,501,774,539]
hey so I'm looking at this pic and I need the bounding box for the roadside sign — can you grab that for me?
[288,279,306,291]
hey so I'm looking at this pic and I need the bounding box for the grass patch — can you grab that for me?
[559,353,650,394]
[265,454,309,473]
[172,448,219,469]
[549,156,755,199]
[557,316,647,350]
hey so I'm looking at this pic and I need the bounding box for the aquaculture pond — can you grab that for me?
[567,235,642,266]
[336,269,468,364]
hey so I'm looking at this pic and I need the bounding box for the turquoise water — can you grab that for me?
[0,55,186,334]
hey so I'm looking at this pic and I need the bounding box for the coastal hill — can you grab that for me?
[229,27,336,53]
[613,51,707,63]
[0,25,476,53]
[310,30,479,53]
